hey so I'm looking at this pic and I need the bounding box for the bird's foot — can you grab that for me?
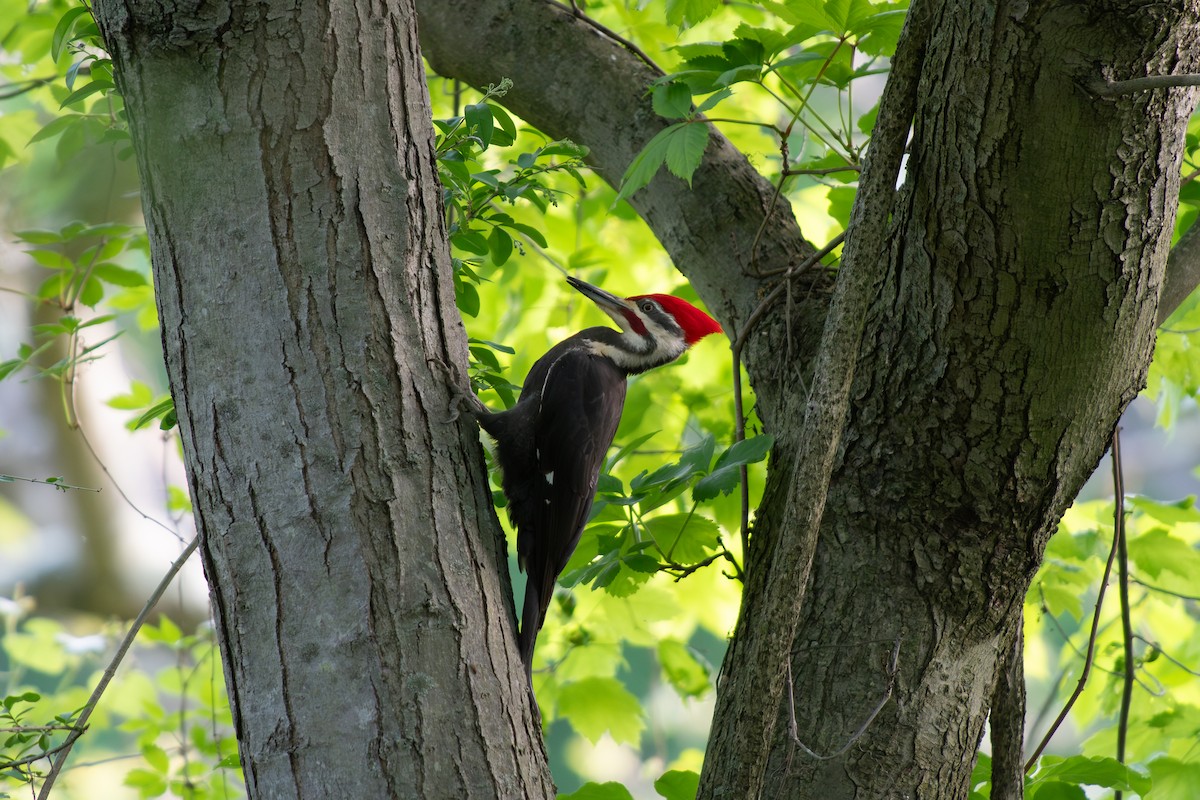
[427,357,486,423]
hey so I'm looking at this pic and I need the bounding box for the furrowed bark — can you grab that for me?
[755,3,1200,796]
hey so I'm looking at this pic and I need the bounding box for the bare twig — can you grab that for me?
[34,536,200,800]
[1114,430,1134,800]
[1089,74,1200,96]
[661,547,744,582]
[729,230,846,558]
[545,0,661,75]
[785,638,901,762]
[1024,432,1124,772]
[0,474,100,492]
[0,737,81,773]
[0,725,80,734]
[782,164,862,177]
[1133,635,1200,677]
[75,425,180,541]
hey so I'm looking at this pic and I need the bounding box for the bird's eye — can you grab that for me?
[640,301,656,313]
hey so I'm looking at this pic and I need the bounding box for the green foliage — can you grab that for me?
[619,0,909,233]
[1003,494,1200,798]
[1,605,240,799]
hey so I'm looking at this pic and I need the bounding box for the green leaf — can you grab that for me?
[142,743,169,773]
[657,640,710,697]
[558,782,636,800]
[1128,527,1200,579]
[713,434,774,471]
[488,226,513,266]
[489,103,517,146]
[453,229,489,256]
[692,465,740,502]
[456,280,480,317]
[644,513,719,564]
[1130,495,1200,525]
[93,263,147,287]
[1147,757,1200,800]
[1034,563,1090,620]
[616,122,709,203]
[732,24,788,57]
[653,82,694,120]
[0,359,22,381]
[1028,783,1086,800]
[52,6,92,63]
[123,767,168,797]
[59,79,112,110]
[855,8,908,57]
[132,398,175,430]
[464,102,494,149]
[15,230,63,245]
[663,122,709,183]
[665,0,720,28]
[557,677,645,743]
[827,185,857,230]
[78,273,104,307]
[655,769,701,800]
[1028,755,1151,795]
[28,114,83,146]
[502,221,548,248]
[694,87,733,115]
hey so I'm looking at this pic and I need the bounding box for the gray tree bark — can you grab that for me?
[92,0,553,797]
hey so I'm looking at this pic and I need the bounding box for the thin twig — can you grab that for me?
[545,0,661,75]
[785,637,901,762]
[1089,74,1200,96]
[661,547,744,582]
[727,230,846,556]
[0,725,80,734]
[0,474,100,492]
[782,165,862,177]
[1114,430,1134,800]
[1133,635,1200,677]
[1024,433,1124,772]
[75,424,180,541]
[0,737,81,773]
[34,536,200,800]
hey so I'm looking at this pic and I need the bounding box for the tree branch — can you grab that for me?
[1114,430,1134,800]
[1162,221,1200,324]
[34,537,199,799]
[699,0,934,792]
[989,612,1025,800]
[415,0,817,331]
[1024,434,1125,772]
[1089,74,1200,95]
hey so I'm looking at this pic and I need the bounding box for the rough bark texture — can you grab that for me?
[749,3,1200,796]
[92,0,553,797]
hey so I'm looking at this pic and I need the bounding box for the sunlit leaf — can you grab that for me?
[557,677,645,743]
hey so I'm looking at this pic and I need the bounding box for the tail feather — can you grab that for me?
[518,579,542,682]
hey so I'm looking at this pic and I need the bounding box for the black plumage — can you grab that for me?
[461,277,722,686]
[476,329,629,676]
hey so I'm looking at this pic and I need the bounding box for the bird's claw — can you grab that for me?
[427,357,485,424]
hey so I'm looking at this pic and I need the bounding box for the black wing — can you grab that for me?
[516,346,626,673]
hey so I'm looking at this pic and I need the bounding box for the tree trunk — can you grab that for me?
[735,3,1200,796]
[92,1,553,797]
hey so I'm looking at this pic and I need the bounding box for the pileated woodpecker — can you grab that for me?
[460,277,722,681]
